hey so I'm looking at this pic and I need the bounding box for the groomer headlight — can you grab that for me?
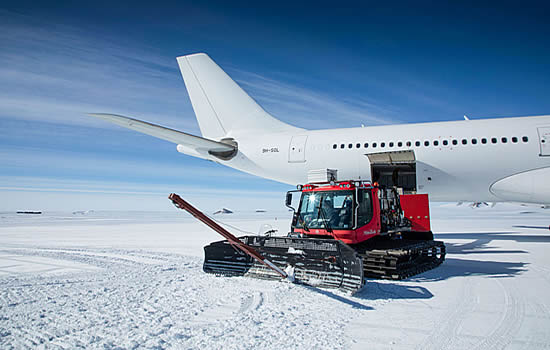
[297,184,302,191]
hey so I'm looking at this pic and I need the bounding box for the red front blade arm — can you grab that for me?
[168,193,287,278]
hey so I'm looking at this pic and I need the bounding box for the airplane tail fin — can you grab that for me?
[177,53,300,139]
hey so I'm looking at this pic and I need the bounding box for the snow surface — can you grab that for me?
[1,204,550,349]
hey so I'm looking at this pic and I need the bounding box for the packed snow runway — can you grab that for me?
[1,204,550,349]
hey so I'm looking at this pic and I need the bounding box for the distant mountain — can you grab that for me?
[213,208,233,215]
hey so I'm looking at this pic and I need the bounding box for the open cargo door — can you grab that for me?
[367,150,417,193]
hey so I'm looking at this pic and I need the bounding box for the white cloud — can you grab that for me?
[0,9,402,134]
[0,10,198,134]
[232,70,401,128]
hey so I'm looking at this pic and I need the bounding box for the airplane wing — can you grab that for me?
[89,113,237,160]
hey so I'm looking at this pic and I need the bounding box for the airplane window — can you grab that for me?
[333,144,337,149]
[424,141,430,146]
[381,142,386,148]
[364,143,369,148]
[491,138,497,144]
[348,143,353,148]
[443,140,448,146]
[501,137,507,143]
[512,137,518,143]
[481,138,487,144]
[522,136,528,142]
[407,141,412,147]
[398,141,403,147]
[452,140,458,145]
[472,138,477,144]
[372,142,377,148]
[389,142,394,147]
[415,141,421,147]
[462,139,467,145]
[356,143,361,148]
[340,144,345,149]
[433,140,439,146]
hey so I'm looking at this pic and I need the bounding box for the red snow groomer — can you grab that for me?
[170,180,445,294]
[287,181,445,278]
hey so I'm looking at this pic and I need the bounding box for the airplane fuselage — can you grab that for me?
[94,53,550,206]
[227,115,550,204]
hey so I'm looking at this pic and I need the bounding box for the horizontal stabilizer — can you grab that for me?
[89,113,237,159]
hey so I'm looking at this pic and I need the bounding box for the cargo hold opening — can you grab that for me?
[367,150,417,194]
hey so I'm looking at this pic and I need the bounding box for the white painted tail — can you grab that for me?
[177,53,300,139]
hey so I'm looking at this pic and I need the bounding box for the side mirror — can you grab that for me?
[285,192,293,207]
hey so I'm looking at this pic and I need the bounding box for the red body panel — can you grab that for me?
[292,183,432,244]
[400,194,431,232]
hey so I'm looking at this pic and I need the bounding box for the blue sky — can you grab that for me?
[1,1,549,211]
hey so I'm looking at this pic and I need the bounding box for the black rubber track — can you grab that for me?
[203,236,365,293]
[353,238,446,279]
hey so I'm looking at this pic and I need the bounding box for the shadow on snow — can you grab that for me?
[302,286,374,310]
[436,231,550,244]
[411,257,527,282]
[306,229,549,306]
[411,230,541,282]
[301,281,433,309]
[354,280,433,301]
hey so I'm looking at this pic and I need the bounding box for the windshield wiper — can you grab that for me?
[298,213,310,232]
[318,195,333,233]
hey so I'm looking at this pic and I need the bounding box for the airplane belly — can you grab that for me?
[489,167,550,205]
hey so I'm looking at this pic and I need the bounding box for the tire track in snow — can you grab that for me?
[0,247,204,350]
[415,279,477,350]
[1,246,364,350]
[238,291,264,314]
[472,279,525,350]
[192,290,266,327]
[519,265,550,350]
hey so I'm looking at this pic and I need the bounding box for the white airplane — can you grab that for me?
[90,53,550,205]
